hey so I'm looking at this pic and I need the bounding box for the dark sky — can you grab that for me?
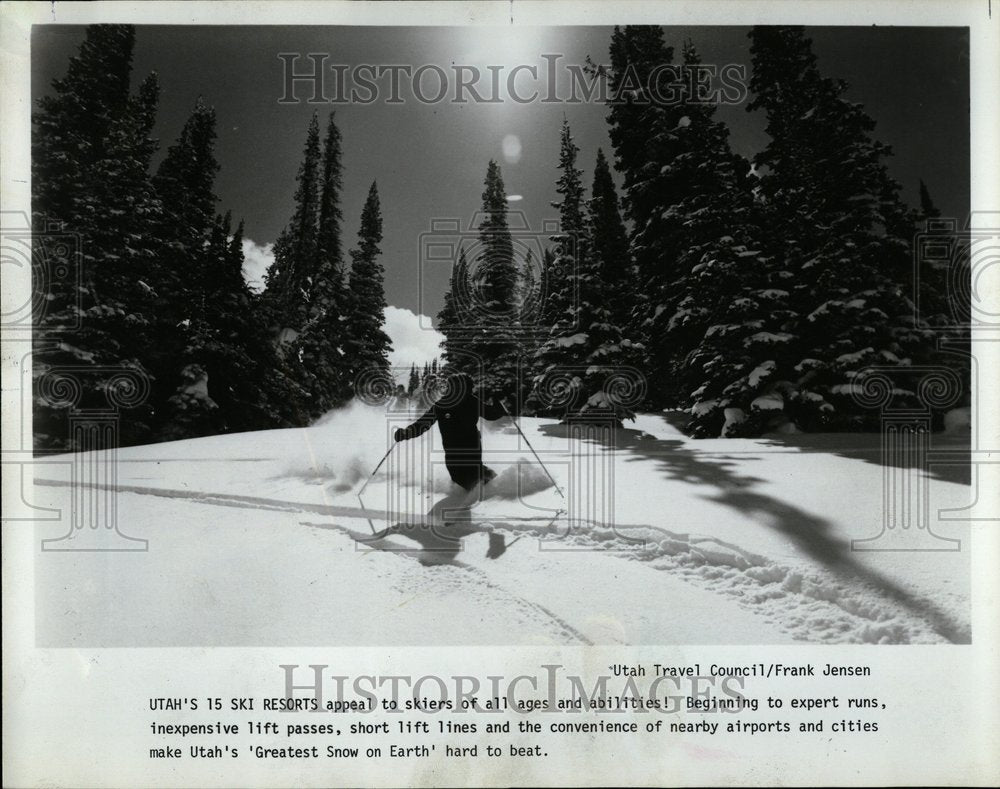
[32,25,970,319]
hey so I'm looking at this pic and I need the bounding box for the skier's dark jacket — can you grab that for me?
[395,373,505,490]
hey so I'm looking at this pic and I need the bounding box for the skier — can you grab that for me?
[393,371,506,492]
[391,371,510,559]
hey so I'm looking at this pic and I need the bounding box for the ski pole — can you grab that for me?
[358,442,395,498]
[499,400,565,499]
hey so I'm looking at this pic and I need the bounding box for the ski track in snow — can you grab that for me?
[300,519,596,646]
[34,477,968,645]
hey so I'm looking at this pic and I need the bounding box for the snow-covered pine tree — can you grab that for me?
[529,120,639,426]
[151,99,229,438]
[528,120,586,415]
[154,98,219,250]
[316,113,345,280]
[911,179,956,332]
[628,41,784,437]
[604,26,699,406]
[152,101,309,439]
[344,182,393,397]
[918,180,941,220]
[437,247,476,374]
[32,24,161,449]
[513,247,543,405]
[264,113,322,343]
[288,112,352,417]
[588,147,631,326]
[605,26,681,284]
[161,209,304,438]
[747,26,942,431]
[605,37,699,406]
[537,247,559,329]
[198,216,309,432]
[461,160,522,401]
[412,363,431,409]
[515,248,538,321]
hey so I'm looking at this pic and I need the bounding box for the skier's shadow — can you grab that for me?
[539,420,969,643]
[366,486,491,566]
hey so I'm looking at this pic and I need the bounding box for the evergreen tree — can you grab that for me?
[154,103,307,437]
[603,26,693,404]
[635,41,776,435]
[463,160,522,400]
[197,215,308,433]
[407,364,420,395]
[288,112,351,417]
[32,24,162,449]
[344,182,393,392]
[605,36,757,414]
[316,113,344,277]
[438,247,473,372]
[529,120,588,414]
[537,247,560,328]
[33,25,310,448]
[514,247,543,401]
[529,120,640,425]
[154,98,219,244]
[745,25,942,431]
[152,102,221,301]
[918,179,941,220]
[414,362,433,407]
[151,100,226,437]
[587,147,633,397]
[588,147,631,317]
[605,25,681,291]
[515,248,539,320]
[265,113,322,337]
[913,180,956,332]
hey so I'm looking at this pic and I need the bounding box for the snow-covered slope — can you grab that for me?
[32,403,970,646]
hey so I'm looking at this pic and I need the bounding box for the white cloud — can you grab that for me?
[241,238,275,293]
[384,305,444,378]
[237,243,441,380]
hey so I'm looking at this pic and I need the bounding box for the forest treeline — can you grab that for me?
[32,25,963,450]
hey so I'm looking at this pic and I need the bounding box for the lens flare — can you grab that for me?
[501,133,522,163]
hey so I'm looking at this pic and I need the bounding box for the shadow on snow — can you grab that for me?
[539,418,969,644]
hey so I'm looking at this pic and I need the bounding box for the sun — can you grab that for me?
[450,25,558,68]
